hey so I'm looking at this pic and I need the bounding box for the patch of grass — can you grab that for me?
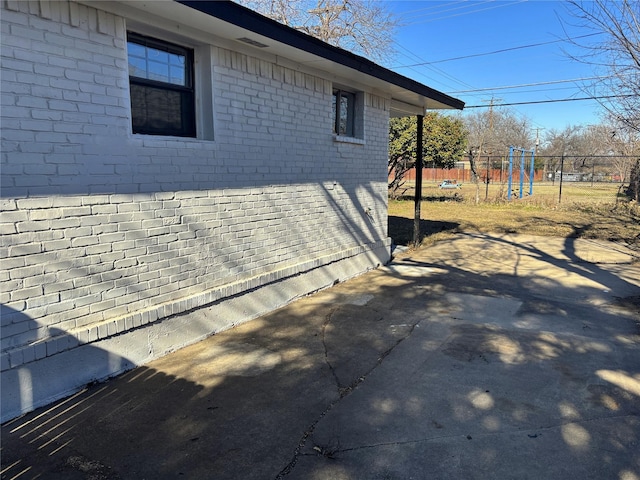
[389,197,640,249]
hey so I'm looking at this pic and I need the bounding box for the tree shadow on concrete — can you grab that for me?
[388,215,459,246]
[290,233,640,479]
[1,284,414,480]
[2,233,639,480]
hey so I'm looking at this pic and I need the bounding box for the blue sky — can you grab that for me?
[385,1,608,133]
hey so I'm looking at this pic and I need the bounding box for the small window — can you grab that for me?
[333,89,355,137]
[127,32,195,137]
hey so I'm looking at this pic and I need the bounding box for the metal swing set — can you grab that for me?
[507,145,536,200]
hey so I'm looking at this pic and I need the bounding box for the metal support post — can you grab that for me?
[529,150,535,196]
[413,114,424,247]
[507,146,514,200]
[519,149,525,198]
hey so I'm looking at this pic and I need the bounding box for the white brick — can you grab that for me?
[26,292,60,309]
[1,0,391,400]
[10,285,43,300]
[16,221,50,232]
[15,197,53,210]
[1,210,28,222]
[8,243,42,256]
[29,207,63,220]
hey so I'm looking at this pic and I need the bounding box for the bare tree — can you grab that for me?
[609,125,640,197]
[562,1,640,200]
[564,0,640,133]
[541,125,598,178]
[464,108,533,157]
[236,0,398,62]
[540,123,638,196]
[627,158,640,201]
[237,0,301,25]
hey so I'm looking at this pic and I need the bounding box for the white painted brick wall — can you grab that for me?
[1,0,391,373]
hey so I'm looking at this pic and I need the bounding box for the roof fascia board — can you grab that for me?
[85,0,392,102]
[83,2,386,92]
[81,1,464,113]
[177,0,464,111]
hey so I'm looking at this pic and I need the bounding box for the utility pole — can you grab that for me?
[484,97,498,200]
[485,153,490,200]
[486,98,493,200]
[488,97,494,131]
[534,128,544,182]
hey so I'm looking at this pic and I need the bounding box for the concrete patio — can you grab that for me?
[2,233,639,479]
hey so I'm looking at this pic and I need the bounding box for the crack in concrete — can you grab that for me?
[321,307,343,394]
[535,412,640,431]
[319,412,640,457]
[338,320,419,398]
[273,404,335,479]
[276,324,639,477]
[274,314,421,479]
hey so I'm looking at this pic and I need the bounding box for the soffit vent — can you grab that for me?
[237,37,269,48]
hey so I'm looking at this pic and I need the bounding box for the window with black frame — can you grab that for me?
[332,89,355,137]
[127,33,195,137]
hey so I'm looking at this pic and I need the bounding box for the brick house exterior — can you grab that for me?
[0,0,463,421]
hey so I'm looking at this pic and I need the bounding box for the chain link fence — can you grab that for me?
[398,155,638,203]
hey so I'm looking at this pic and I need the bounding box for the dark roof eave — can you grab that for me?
[176,0,464,111]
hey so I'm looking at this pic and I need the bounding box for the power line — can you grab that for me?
[392,33,601,68]
[392,41,481,95]
[463,85,586,98]
[399,0,485,18]
[400,0,497,22]
[402,0,528,25]
[399,0,469,16]
[390,36,482,98]
[448,76,607,94]
[464,94,634,108]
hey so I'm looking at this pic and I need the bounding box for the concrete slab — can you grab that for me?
[2,233,639,479]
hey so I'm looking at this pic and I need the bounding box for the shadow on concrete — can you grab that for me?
[388,215,459,246]
[2,233,639,479]
[0,304,136,424]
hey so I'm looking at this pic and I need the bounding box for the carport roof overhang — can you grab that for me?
[104,0,464,116]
